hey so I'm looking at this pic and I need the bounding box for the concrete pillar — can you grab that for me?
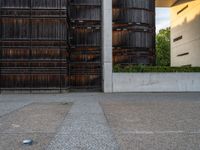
[102,0,113,93]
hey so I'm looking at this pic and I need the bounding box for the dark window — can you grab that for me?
[177,5,188,15]
[173,36,182,42]
[181,64,192,67]
[177,52,189,57]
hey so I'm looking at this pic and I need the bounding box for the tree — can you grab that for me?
[156,27,170,66]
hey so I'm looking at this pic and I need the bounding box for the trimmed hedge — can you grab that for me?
[113,65,200,73]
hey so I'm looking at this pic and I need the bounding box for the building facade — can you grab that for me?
[0,0,156,92]
[156,0,200,67]
[170,0,200,67]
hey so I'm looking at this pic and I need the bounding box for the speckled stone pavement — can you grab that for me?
[1,92,200,150]
[47,100,119,150]
[0,102,31,116]
[100,100,200,150]
[0,102,72,150]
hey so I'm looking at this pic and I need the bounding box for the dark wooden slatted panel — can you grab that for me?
[113,31,153,48]
[113,0,155,66]
[113,0,154,9]
[71,29,101,47]
[68,0,102,90]
[113,9,153,25]
[0,0,69,91]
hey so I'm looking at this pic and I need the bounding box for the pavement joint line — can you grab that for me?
[0,132,56,134]
[100,101,121,148]
[0,102,32,117]
[121,130,200,134]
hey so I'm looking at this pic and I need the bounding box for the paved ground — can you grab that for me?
[0,102,72,150]
[48,100,118,150]
[100,100,200,150]
[0,101,30,116]
[0,92,200,149]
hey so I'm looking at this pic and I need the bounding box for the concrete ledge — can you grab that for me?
[113,73,200,92]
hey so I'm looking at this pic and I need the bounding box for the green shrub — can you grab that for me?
[113,65,200,73]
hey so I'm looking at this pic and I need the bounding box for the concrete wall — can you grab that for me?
[113,73,200,92]
[102,0,113,93]
[101,0,200,93]
[171,0,200,67]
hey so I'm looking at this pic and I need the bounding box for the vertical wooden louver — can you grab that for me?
[0,0,69,91]
[0,0,156,92]
[68,0,102,90]
[0,0,102,91]
[112,0,155,66]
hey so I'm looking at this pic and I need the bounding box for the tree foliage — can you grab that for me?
[156,27,170,66]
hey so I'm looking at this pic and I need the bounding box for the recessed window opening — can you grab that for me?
[177,52,189,57]
[177,5,188,15]
[181,64,192,67]
[173,36,182,42]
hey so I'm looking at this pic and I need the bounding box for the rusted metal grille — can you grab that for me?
[0,0,69,92]
[112,0,156,66]
[68,0,102,90]
[0,0,157,92]
[0,0,102,92]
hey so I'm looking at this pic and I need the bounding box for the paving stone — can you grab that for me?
[1,92,200,150]
[0,102,72,150]
[0,102,30,117]
[100,100,200,150]
[0,133,54,150]
[47,101,119,150]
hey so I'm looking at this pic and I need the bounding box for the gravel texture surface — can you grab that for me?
[47,100,119,150]
[101,100,200,150]
[1,92,200,150]
[0,102,72,150]
[0,102,30,117]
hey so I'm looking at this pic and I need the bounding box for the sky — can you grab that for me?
[156,8,170,33]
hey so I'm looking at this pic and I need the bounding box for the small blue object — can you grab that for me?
[23,139,33,145]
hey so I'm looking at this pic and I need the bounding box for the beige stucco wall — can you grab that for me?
[170,0,200,67]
